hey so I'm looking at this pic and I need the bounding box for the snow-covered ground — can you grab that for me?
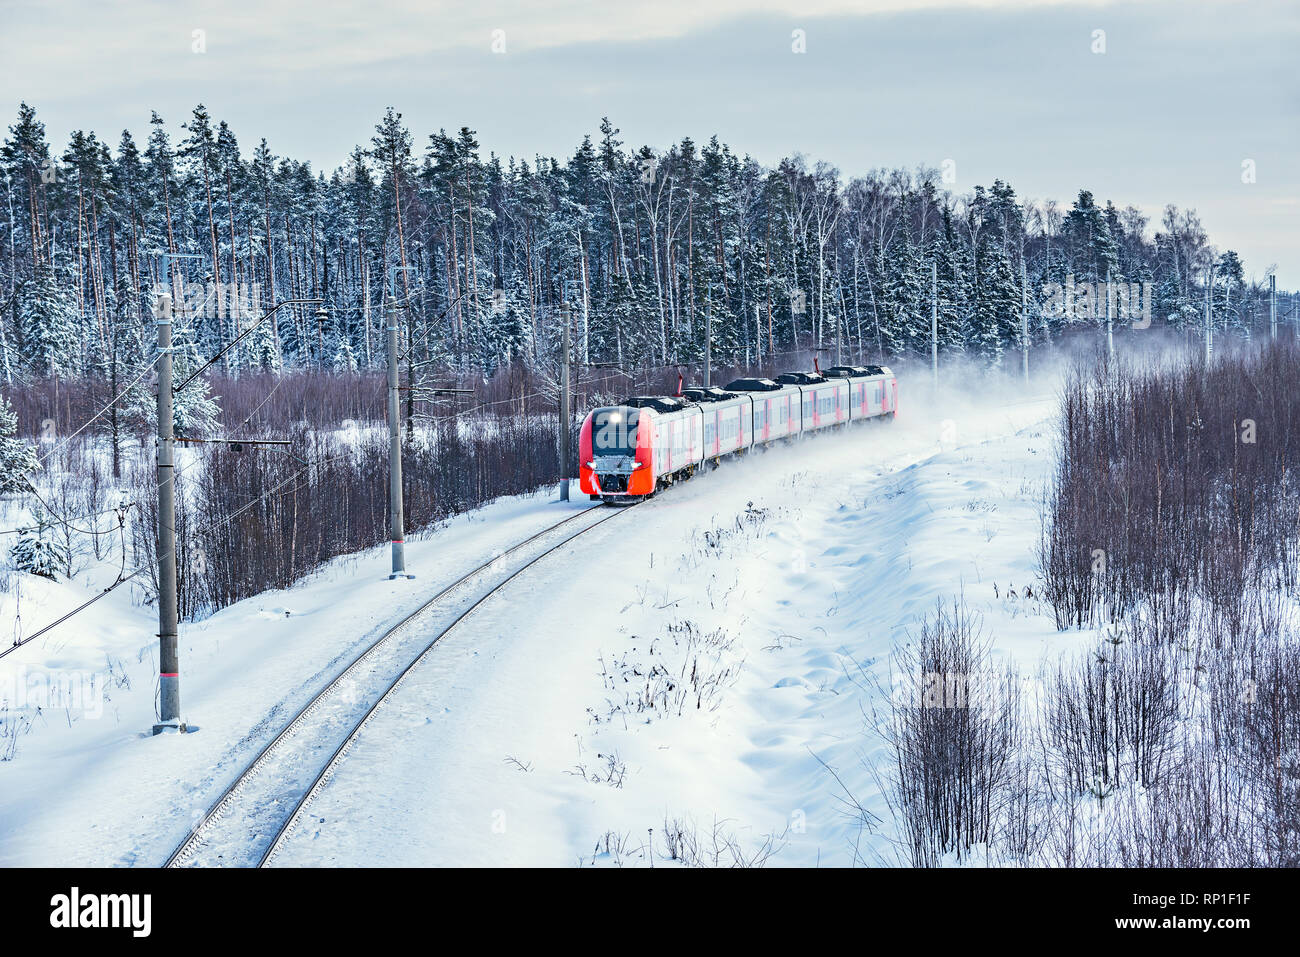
[0,376,1074,866]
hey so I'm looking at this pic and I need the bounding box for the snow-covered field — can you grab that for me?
[0,377,1074,867]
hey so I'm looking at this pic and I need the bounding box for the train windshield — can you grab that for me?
[591,408,640,456]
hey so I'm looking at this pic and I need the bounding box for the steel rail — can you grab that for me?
[257,504,634,866]
[163,503,622,867]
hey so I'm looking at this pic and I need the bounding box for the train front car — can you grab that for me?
[579,405,654,501]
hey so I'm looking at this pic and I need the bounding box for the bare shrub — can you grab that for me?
[879,599,1023,866]
[657,815,786,867]
[0,706,33,762]
[1038,624,1187,798]
[1108,744,1258,867]
[127,413,567,618]
[1040,341,1300,631]
[1230,636,1300,865]
[592,620,741,725]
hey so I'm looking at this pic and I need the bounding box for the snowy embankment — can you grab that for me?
[1,378,1071,867]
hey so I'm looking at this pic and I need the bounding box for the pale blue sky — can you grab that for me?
[4,0,1296,284]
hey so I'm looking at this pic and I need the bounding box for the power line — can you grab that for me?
[1,446,353,662]
[22,484,127,537]
[175,298,323,393]
[0,497,131,537]
[32,355,158,467]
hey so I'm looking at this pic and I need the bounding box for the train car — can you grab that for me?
[578,364,897,501]
[682,386,754,462]
[727,377,802,444]
[824,365,897,420]
[774,371,851,433]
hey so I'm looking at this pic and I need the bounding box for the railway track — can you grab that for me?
[164,503,633,868]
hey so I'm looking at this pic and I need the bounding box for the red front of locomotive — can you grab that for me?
[579,407,656,498]
[579,413,597,493]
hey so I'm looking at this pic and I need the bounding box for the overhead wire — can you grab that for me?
[0,445,357,661]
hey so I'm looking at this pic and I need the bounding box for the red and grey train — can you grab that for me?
[578,365,898,501]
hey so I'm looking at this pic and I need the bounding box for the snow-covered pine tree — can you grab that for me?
[17,265,79,377]
[332,320,359,374]
[1155,270,1195,329]
[1063,190,1120,283]
[8,509,68,579]
[1214,250,1247,336]
[170,352,221,440]
[970,237,1022,364]
[929,207,968,353]
[488,269,528,369]
[881,232,925,355]
[97,284,147,479]
[0,394,38,495]
[252,316,282,373]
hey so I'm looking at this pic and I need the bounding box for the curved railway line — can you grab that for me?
[164,503,634,868]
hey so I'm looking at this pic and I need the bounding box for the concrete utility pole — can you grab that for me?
[154,294,182,734]
[559,302,571,502]
[1205,262,1216,363]
[930,261,938,388]
[1021,261,1029,383]
[1269,274,1277,339]
[1105,270,1115,361]
[385,296,411,579]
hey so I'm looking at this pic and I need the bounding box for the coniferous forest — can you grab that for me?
[0,100,1284,407]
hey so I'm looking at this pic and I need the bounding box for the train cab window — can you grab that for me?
[592,408,639,456]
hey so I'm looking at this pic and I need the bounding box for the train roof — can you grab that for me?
[823,364,893,377]
[620,395,692,413]
[775,371,827,385]
[609,365,893,413]
[682,386,739,402]
[725,377,782,392]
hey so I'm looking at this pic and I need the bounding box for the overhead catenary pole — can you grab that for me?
[1269,274,1276,339]
[559,301,571,502]
[386,295,411,578]
[1105,270,1114,360]
[1205,261,1216,363]
[154,292,182,734]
